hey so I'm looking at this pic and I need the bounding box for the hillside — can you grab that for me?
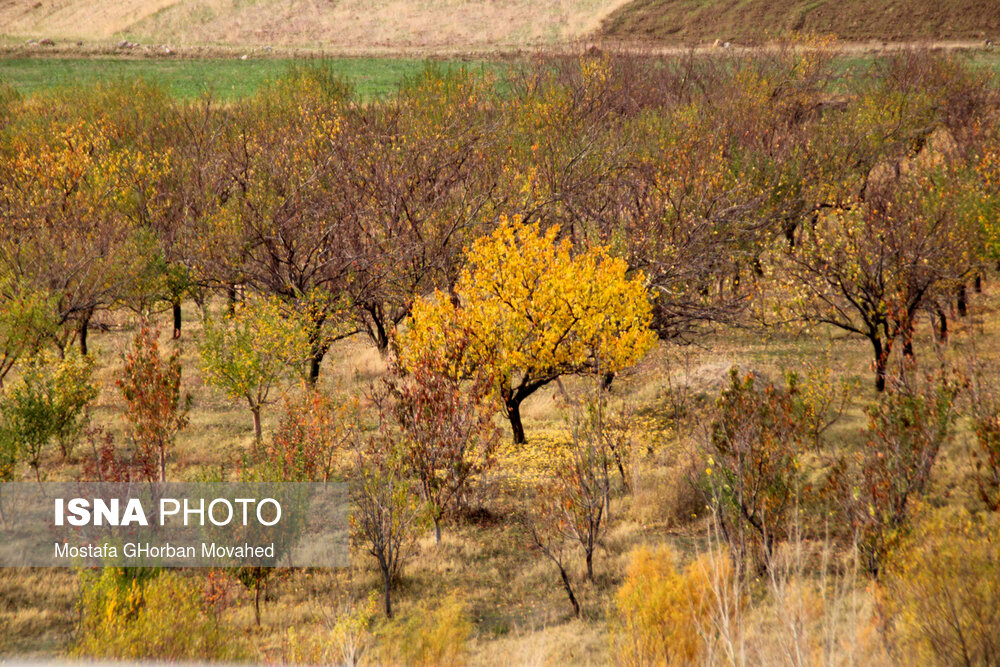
[600,0,1000,45]
[0,0,630,51]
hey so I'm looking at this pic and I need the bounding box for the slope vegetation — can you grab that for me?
[600,0,1000,45]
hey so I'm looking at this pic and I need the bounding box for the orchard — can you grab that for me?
[1,44,999,665]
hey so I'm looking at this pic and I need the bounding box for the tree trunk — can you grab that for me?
[383,574,393,618]
[78,310,92,356]
[251,405,262,444]
[975,273,982,293]
[307,320,329,384]
[364,303,392,355]
[601,372,616,391]
[558,564,580,617]
[936,308,948,344]
[433,518,442,545]
[254,583,261,626]
[505,397,526,444]
[585,549,594,581]
[172,301,182,339]
[872,336,887,393]
[373,324,390,357]
[308,350,324,384]
[227,286,237,315]
[159,446,167,483]
[957,283,968,317]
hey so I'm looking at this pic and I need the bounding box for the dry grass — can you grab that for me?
[1,278,998,662]
[0,0,632,52]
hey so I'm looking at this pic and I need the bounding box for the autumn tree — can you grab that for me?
[334,69,502,354]
[0,272,54,389]
[556,391,618,581]
[0,86,169,355]
[117,327,191,483]
[200,296,311,442]
[389,336,500,543]
[253,386,353,482]
[206,68,356,382]
[781,173,974,391]
[401,218,655,443]
[520,481,582,618]
[351,389,427,618]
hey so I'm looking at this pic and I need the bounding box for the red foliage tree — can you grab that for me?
[117,327,191,482]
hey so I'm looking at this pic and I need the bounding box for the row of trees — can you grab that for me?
[2,46,997,410]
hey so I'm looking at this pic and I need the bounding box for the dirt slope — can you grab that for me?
[599,0,1000,45]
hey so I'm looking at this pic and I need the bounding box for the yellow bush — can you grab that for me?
[377,594,473,667]
[611,545,733,667]
[73,569,248,661]
[881,507,1000,666]
[281,595,377,666]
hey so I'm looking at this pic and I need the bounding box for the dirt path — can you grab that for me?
[1,37,995,61]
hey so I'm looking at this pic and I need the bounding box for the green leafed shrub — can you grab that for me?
[0,349,96,480]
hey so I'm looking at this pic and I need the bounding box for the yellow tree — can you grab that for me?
[401,218,655,443]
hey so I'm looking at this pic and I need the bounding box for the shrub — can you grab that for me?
[971,409,1000,512]
[0,349,96,480]
[377,594,473,667]
[389,338,500,544]
[352,388,428,618]
[279,593,377,666]
[881,507,1000,666]
[74,569,248,661]
[254,386,354,482]
[701,368,807,568]
[611,545,731,666]
[81,425,156,483]
[968,363,1000,511]
[831,368,960,576]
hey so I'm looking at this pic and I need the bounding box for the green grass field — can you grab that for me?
[0,57,485,100]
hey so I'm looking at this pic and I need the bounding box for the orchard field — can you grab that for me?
[1,42,1000,665]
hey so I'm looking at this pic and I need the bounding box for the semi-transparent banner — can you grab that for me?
[0,482,348,568]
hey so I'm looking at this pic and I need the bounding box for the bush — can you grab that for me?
[73,569,248,661]
[279,594,378,666]
[969,365,1000,511]
[701,368,807,568]
[377,594,473,667]
[971,411,1000,511]
[881,508,1000,666]
[611,545,732,667]
[254,386,353,482]
[0,349,96,480]
[831,368,960,576]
